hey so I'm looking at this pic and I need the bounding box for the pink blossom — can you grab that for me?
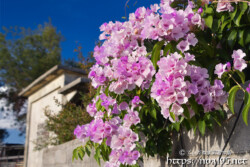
[177,40,190,52]
[234,59,247,72]
[216,0,234,13]
[246,84,250,93]
[232,49,246,59]
[214,63,227,78]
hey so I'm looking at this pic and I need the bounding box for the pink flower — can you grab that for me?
[191,13,201,26]
[216,0,234,13]
[246,84,250,93]
[232,49,246,59]
[123,111,140,127]
[214,63,227,78]
[234,59,247,72]
[177,40,190,52]
[186,33,198,46]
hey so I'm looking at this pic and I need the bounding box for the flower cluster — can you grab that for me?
[189,67,227,112]
[88,0,203,93]
[73,0,249,166]
[214,49,247,78]
[75,95,141,167]
[151,52,228,121]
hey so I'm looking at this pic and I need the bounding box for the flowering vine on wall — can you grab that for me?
[72,0,250,167]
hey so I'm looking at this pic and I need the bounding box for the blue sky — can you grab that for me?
[0,0,158,144]
[0,0,158,61]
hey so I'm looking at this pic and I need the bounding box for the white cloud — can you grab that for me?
[0,99,18,129]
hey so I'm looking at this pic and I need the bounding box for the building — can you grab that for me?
[18,65,89,167]
[0,143,24,167]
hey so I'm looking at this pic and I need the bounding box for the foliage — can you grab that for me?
[0,22,62,133]
[33,86,95,151]
[0,129,9,143]
[72,1,250,167]
[45,99,93,144]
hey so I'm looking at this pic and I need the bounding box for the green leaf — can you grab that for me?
[247,8,250,22]
[94,148,101,166]
[150,108,157,120]
[182,105,190,119]
[151,41,164,69]
[95,98,102,111]
[72,148,78,161]
[234,3,248,26]
[173,122,180,132]
[236,70,245,84]
[170,112,175,121]
[205,7,213,14]
[104,86,109,96]
[188,96,198,114]
[238,30,245,47]
[242,92,250,126]
[230,7,237,20]
[228,85,240,114]
[94,86,101,98]
[228,29,237,48]
[205,15,213,29]
[198,120,206,136]
[77,147,85,160]
[220,20,230,33]
[85,145,91,157]
[163,43,172,56]
[244,29,250,45]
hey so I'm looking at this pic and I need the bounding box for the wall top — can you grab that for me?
[18,65,87,97]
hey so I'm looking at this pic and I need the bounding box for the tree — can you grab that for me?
[0,22,62,134]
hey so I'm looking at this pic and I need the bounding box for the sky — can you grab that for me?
[0,0,158,144]
[0,0,158,61]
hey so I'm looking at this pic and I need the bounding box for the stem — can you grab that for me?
[228,73,245,92]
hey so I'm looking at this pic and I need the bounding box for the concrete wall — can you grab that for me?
[42,139,102,167]
[41,82,250,167]
[25,73,80,167]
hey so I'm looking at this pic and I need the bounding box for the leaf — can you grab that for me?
[220,20,230,33]
[95,99,102,111]
[234,2,248,26]
[94,148,101,166]
[94,86,101,98]
[85,145,91,157]
[205,15,213,29]
[228,85,240,114]
[77,147,85,160]
[198,120,206,136]
[173,122,180,132]
[247,8,250,22]
[236,70,245,84]
[242,92,250,126]
[230,7,237,20]
[104,86,109,96]
[182,105,190,119]
[151,41,164,69]
[72,148,78,161]
[150,108,157,120]
[163,43,172,56]
[170,112,175,121]
[238,30,245,47]
[228,29,237,48]
[205,7,213,14]
[244,29,250,45]
[188,96,198,114]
